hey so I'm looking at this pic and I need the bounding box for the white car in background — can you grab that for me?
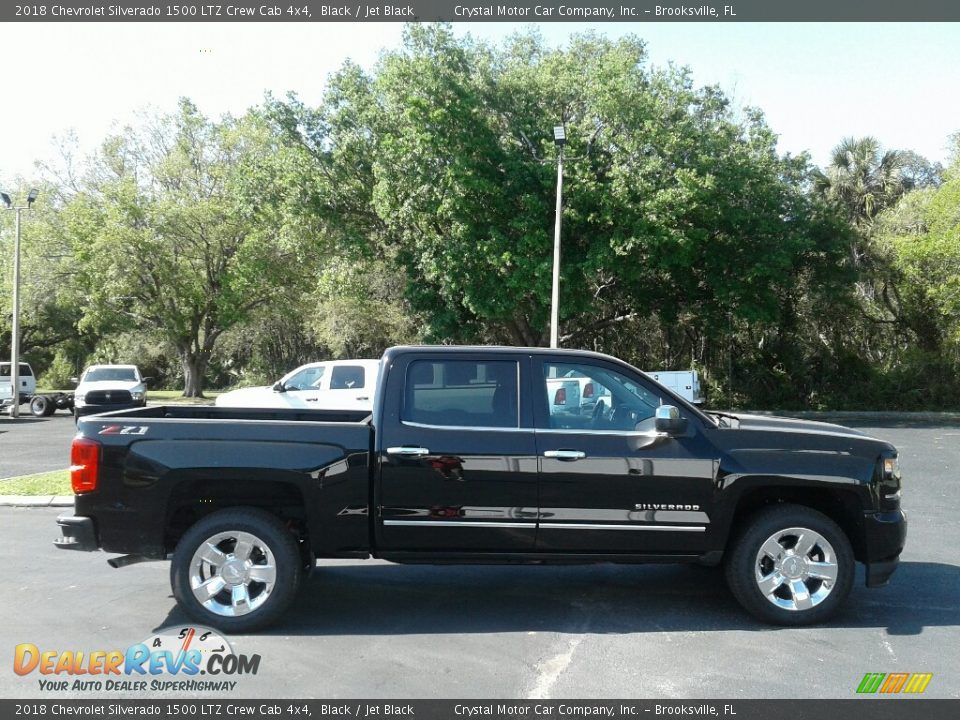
[216,359,380,412]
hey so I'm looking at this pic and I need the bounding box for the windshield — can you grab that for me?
[84,368,139,382]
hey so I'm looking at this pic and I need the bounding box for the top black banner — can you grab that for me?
[4,0,960,22]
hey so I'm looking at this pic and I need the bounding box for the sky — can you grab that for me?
[1,21,958,186]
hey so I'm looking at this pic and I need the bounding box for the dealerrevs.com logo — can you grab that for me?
[14,626,260,693]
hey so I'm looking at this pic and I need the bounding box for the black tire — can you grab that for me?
[170,508,301,633]
[299,542,316,584]
[725,504,854,626]
[29,395,49,417]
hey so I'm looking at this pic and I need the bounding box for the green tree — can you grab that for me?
[62,100,317,396]
[880,146,960,352]
[309,251,422,359]
[273,25,851,368]
[0,181,88,375]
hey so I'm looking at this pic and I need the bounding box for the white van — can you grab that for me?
[216,359,380,412]
[645,370,704,404]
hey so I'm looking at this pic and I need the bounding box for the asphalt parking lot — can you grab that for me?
[0,412,77,478]
[2,415,958,700]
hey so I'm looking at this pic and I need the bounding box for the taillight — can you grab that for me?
[554,387,566,405]
[583,383,594,399]
[71,437,101,494]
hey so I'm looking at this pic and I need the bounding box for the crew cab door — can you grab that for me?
[533,357,717,554]
[376,353,538,551]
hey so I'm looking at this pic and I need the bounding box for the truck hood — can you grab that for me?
[732,413,873,441]
[710,412,895,483]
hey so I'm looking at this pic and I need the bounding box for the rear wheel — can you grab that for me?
[170,508,301,633]
[29,395,49,417]
[725,504,854,625]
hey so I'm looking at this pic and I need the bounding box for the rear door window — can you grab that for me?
[329,365,366,389]
[402,359,519,428]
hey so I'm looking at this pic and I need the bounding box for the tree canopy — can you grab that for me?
[273,26,851,358]
[59,100,319,396]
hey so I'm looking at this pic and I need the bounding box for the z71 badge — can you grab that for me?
[98,425,149,436]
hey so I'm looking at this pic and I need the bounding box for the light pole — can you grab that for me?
[2,189,39,418]
[550,125,566,349]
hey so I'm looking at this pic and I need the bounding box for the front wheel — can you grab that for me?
[725,504,854,626]
[170,508,301,633]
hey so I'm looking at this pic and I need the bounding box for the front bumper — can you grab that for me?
[54,514,99,552]
[863,509,907,587]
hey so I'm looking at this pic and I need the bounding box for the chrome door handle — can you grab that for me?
[543,450,586,460]
[356,396,369,401]
[387,446,430,457]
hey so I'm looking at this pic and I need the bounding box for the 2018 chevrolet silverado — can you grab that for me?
[55,346,906,632]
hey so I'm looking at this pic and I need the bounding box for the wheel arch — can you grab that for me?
[164,477,311,556]
[723,482,868,562]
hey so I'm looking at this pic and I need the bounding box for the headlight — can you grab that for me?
[131,391,144,402]
[74,393,86,407]
[883,457,900,479]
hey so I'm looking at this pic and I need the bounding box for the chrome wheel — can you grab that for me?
[754,526,839,611]
[189,530,277,617]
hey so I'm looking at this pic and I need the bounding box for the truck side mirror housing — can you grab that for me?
[141,377,154,386]
[69,377,79,386]
[655,405,687,435]
[272,381,286,393]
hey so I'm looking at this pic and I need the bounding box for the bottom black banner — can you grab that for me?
[1,700,958,720]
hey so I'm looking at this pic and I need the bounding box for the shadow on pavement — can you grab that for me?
[153,560,959,637]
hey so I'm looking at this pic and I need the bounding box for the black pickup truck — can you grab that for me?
[56,346,906,631]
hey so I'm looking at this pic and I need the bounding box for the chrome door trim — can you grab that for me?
[400,420,534,433]
[539,523,706,532]
[383,520,537,529]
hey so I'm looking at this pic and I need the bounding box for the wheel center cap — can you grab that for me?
[221,559,248,586]
[781,556,806,579]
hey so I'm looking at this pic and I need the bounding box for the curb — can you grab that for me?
[0,495,73,508]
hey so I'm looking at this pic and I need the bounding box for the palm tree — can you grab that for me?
[813,136,909,228]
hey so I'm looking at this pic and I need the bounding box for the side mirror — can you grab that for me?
[141,377,154,385]
[272,381,286,393]
[655,405,687,436]
[69,377,79,386]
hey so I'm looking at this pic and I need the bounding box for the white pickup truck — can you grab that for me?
[216,359,380,411]
[1,361,74,416]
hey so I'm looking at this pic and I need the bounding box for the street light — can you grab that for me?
[550,125,566,349]
[3,188,39,418]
